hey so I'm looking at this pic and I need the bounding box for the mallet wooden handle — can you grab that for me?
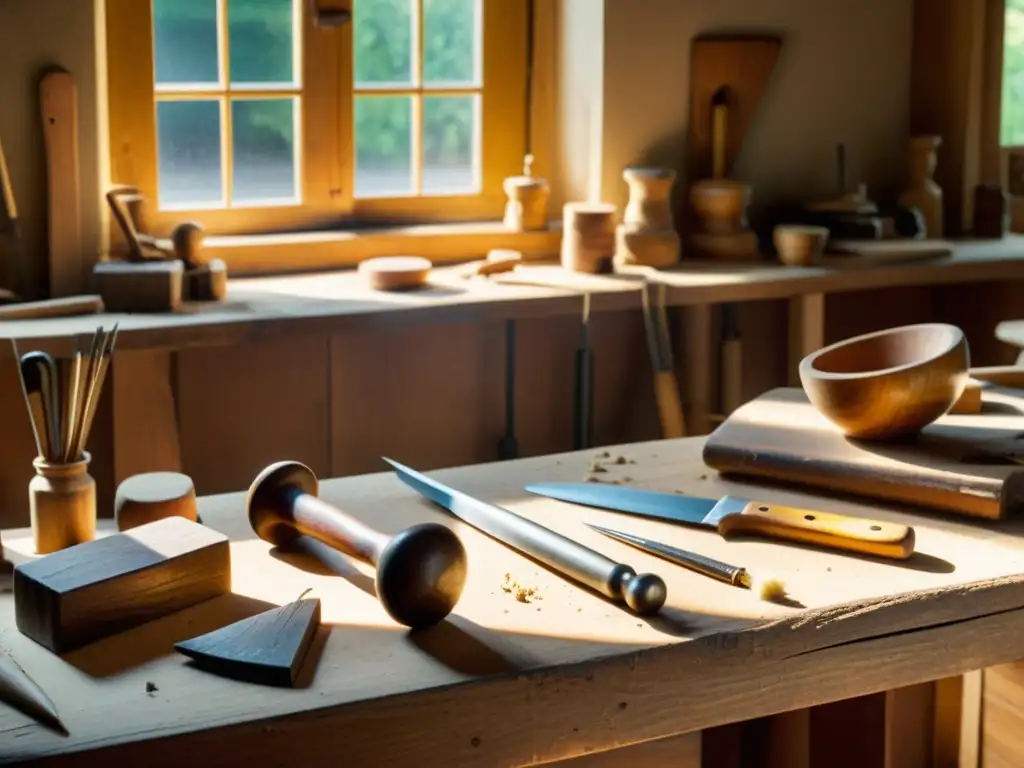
[281,488,389,564]
[247,461,468,630]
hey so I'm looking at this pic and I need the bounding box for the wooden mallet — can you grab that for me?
[247,461,468,630]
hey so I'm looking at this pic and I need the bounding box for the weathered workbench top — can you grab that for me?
[1,237,1023,355]
[2,437,1024,765]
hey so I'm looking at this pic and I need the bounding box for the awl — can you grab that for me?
[525,483,915,560]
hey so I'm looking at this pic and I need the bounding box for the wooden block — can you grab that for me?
[14,517,230,653]
[93,259,183,313]
[114,471,198,532]
[175,597,320,687]
[358,256,432,291]
[183,258,227,302]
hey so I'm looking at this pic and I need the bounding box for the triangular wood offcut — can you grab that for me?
[687,35,783,183]
[175,598,321,687]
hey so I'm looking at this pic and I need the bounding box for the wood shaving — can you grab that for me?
[613,455,635,465]
[597,450,610,458]
[501,573,542,604]
[588,460,608,473]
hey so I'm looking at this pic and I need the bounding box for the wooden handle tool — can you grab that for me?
[642,281,686,438]
[385,458,669,616]
[18,352,59,462]
[0,295,104,320]
[714,498,916,560]
[247,461,467,630]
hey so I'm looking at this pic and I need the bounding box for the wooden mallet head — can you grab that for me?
[247,461,468,630]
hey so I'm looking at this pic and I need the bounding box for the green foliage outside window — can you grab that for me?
[153,0,478,173]
[1003,0,1024,145]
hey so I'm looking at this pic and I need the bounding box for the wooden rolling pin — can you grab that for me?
[247,461,467,629]
[0,295,103,320]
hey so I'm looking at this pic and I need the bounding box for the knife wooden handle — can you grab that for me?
[716,501,916,560]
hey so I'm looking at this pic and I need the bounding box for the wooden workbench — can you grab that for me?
[1,237,1023,533]
[1,437,1023,766]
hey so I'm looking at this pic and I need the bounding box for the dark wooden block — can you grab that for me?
[14,517,230,653]
[176,598,320,687]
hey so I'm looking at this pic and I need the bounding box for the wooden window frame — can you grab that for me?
[104,0,535,261]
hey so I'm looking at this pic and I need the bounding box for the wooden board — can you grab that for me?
[40,70,85,299]
[2,438,1024,764]
[0,239,1019,359]
[821,239,954,268]
[687,35,783,183]
[13,517,230,653]
[703,387,1024,520]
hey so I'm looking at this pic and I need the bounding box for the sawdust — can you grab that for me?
[501,573,543,604]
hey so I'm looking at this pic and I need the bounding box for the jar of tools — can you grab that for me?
[29,452,97,554]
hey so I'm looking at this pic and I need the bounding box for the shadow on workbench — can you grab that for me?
[62,592,278,678]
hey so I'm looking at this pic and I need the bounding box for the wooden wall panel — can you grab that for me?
[0,355,40,529]
[982,662,1024,768]
[176,335,331,496]
[329,322,506,476]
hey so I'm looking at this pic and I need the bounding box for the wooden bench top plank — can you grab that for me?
[3,436,1024,765]
[1,237,1023,357]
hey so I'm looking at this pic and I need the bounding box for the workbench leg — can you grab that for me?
[932,672,981,768]
[788,293,825,386]
[111,349,183,484]
[680,304,712,435]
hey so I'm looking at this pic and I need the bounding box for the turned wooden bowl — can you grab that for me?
[773,225,829,267]
[799,323,969,440]
[690,179,751,234]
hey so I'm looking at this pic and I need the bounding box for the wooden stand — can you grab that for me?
[898,136,944,238]
[689,180,759,261]
[615,167,680,269]
[561,202,617,274]
[503,155,550,232]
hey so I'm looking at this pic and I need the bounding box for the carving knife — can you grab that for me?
[525,482,916,560]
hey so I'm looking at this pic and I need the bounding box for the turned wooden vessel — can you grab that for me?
[773,225,829,267]
[799,323,969,440]
[503,155,550,232]
[561,202,617,274]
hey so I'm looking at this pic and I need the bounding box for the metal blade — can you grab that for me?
[526,482,746,529]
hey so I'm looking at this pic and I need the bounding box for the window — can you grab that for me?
[1003,0,1024,148]
[105,0,530,243]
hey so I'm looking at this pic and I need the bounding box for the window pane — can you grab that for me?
[229,0,295,85]
[354,0,415,87]
[231,99,299,204]
[1003,4,1024,145]
[156,100,224,208]
[153,0,219,85]
[422,95,478,194]
[354,96,414,197]
[423,0,479,85]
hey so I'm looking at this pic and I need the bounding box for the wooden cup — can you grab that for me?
[561,202,617,274]
[773,225,830,267]
[29,452,96,554]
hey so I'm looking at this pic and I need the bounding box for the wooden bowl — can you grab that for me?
[690,180,751,234]
[773,225,829,267]
[799,323,969,440]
